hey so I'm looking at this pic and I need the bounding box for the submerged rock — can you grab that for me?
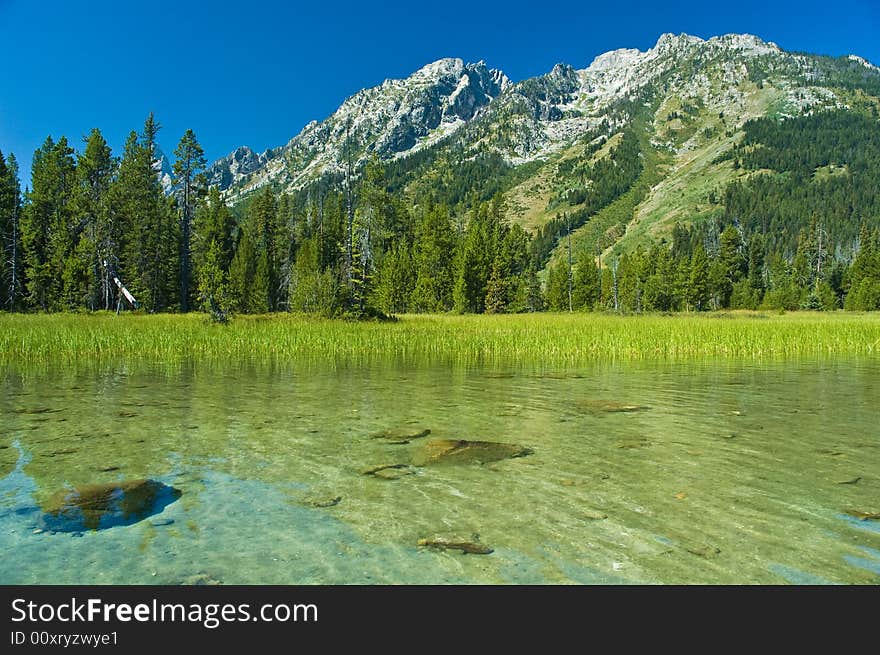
[816,449,845,457]
[306,496,343,508]
[844,509,880,521]
[370,428,431,445]
[417,536,493,555]
[362,463,418,480]
[617,439,651,450]
[41,479,181,532]
[181,572,222,586]
[412,439,533,466]
[686,545,721,558]
[578,400,649,415]
[14,407,62,415]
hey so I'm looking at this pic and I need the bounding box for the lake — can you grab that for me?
[1,356,878,584]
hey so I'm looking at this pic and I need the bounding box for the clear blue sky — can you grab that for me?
[1,0,878,185]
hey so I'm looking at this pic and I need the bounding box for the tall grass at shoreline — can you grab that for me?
[1,311,878,364]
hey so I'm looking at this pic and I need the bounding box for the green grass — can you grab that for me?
[1,311,879,365]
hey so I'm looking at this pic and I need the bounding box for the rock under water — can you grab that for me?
[417,536,494,554]
[578,400,650,414]
[41,479,182,532]
[370,428,432,445]
[412,439,533,466]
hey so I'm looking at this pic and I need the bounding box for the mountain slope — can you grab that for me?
[207,32,880,272]
[207,58,509,199]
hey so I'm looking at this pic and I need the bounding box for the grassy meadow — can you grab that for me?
[1,311,879,365]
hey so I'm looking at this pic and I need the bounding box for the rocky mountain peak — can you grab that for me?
[207,57,510,196]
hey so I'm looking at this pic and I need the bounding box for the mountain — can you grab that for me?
[154,147,175,195]
[207,58,509,198]
[207,32,880,266]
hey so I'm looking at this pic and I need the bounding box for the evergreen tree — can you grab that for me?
[247,186,279,310]
[70,129,114,310]
[523,265,544,312]
[747,233,766,296]
[21,136,76,310]
[173,129,206,312]
[192,190,235,319]
[453,196,515,313]
[844,226,880,310]
[372,242,414,314]
[642,245,676,311]
[288,235,339,315]
[228,227,255,313]
[193,188,236,271]
[197,237,231,319]
[274,194,297,311]
[717,226,747,308]
[572,250,600,310]
[0,152,22,310]
[250,248,270,314]
[545,260,570,311]
[687,244,711,311]
[484,258,508,314]
[410,204,457,312]
[113,115,177,312]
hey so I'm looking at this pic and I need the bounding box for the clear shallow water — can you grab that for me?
[1,357,878,584]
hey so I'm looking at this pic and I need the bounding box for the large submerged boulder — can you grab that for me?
[41,479,181,532]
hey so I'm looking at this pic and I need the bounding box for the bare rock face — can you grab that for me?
[41,479,181,532]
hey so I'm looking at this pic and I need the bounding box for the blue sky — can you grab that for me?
[1,0,878,185]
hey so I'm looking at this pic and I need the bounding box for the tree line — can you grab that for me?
[2,109,879,317]
[544,219,880,312]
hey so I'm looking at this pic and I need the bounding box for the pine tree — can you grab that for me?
[142,115,178,312]
[197,238,231,320]
[346,160,391,315]
[112,116,177,312]
[21,136,77,310]
[844,225,880,310]
[195,187,237,268]
[717,226,746,308]
[747,233,766,295]
[228,228,255,313]
[70,129,114,310]
[274,194,297,311]
[173,129,206,312]
[524,265,544,312]
[453,198,510,313]
[0,151,22,310]
[372,242,414,314]
[247,186,279,310]
[545,259,570,311]
[688,244,711,311]
[410,204,457,312]
[572,250,600,310]
[484,258,508,314]
[288,235,339,315]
